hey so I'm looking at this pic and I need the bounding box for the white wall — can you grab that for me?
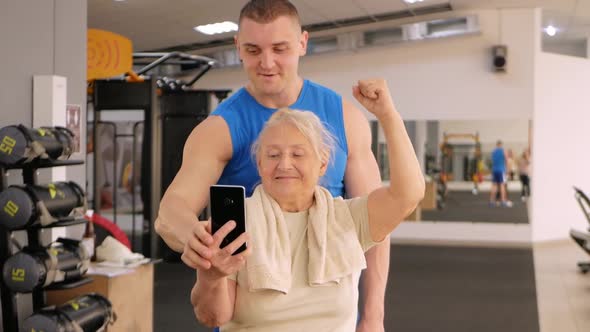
[0,0,87,187]
[194,9,536,122]
[55,0,88,185]
[531,52,590,241]
[1,1,55,126]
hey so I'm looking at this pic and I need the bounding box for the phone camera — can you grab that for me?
[224,197,234,206]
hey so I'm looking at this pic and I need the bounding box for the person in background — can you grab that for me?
[506,148,516,181]
[518,148,531,201]
[489,140,513,207]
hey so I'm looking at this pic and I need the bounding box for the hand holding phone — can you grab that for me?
[209,185,247,255]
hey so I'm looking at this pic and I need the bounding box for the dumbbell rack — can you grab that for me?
[0,158,91,332]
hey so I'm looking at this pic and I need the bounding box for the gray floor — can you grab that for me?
[534,240,590,332]
[154,244,539,332]
[154,263,203,331]
[422,190,529,223]
[383,244,539,332]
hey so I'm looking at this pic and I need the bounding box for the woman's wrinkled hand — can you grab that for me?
[182,220,250,280]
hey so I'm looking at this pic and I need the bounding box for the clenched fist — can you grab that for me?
[352,79,396,119]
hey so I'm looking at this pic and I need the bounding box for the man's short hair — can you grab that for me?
[239,0,301,28]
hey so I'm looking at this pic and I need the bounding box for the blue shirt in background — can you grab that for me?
[491,147,506,173]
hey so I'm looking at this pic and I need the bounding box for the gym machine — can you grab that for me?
[89,52,230,259]
[439,132,483,195]
[440,133,482,183]
[570,186,590,273]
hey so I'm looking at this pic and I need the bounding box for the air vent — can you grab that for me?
[364,27,404,46]
[308,36,339,54]
[151,3,453,53]
[197,15,479,68]
[427,17,470,37]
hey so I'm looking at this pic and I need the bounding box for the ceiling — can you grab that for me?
[88,0,590,52]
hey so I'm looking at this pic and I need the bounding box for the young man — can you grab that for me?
[155,1,389,330]
[489,140,513,207]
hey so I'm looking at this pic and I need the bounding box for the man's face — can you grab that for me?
[235,16,308,97]
[257,122,326,206]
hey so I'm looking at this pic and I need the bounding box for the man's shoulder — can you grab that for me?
[305,79,340,96]
[301,80,343,118]
[211,87,248,115]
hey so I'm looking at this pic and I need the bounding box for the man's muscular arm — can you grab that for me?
[155,116,232,253]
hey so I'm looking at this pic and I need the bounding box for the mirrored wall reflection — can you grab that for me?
[371,119,531,224]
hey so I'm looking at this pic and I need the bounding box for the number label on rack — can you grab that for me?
[3,200,19,217]
[11,268,25,282]
[47,183,65,199]
[0,135,16,155]
[68,300,89,311]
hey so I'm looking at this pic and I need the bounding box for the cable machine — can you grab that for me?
[440,132,482,193]
[88,52,230,259]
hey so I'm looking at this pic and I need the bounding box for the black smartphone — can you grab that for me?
[209,185,247,255]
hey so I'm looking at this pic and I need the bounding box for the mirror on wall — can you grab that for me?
[371,119,532,224]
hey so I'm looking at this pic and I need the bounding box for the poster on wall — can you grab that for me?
[66,104,81,152]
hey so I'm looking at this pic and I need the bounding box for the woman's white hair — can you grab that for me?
[251,108,336,165]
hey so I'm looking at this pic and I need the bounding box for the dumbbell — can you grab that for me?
[0,125,74,166]
[2,238,90,293]
[21,293,115,332]
[0,181,85,230]
[157,77,185,92]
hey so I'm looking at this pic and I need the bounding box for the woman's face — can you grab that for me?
[257,122,326,208]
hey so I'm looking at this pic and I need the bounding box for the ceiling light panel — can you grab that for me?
[194,21,238,35]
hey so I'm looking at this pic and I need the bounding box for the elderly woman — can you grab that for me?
[190,79,424,331]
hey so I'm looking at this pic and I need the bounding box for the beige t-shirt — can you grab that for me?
[221,196,378,332]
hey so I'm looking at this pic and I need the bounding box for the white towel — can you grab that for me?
[245,185,366,294]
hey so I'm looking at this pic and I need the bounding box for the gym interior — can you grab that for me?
[1,0,590,331]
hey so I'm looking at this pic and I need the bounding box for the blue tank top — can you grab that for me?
[491,148,506,172]
[211,80,348,198]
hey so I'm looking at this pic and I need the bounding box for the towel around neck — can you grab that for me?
[244,185,367,294]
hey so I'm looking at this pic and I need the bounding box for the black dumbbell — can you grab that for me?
[0,125,74,166]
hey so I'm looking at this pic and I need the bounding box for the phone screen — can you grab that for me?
[209,185,247,255]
